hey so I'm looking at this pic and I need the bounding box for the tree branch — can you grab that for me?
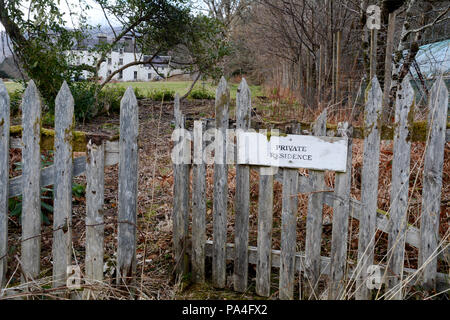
[402,5,450,39]
[181,72,201,100]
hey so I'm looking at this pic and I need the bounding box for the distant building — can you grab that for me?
[69,33,184,82]
[410,39,450,79]
[407,39,450,107]
[1,30,185,81]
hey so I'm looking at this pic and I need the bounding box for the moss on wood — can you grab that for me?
[265,130,287,141]
[255,121,449,142]
[10,125,116,152]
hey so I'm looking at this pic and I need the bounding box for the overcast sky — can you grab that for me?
[0,0,120,32]
[0,0,208,32]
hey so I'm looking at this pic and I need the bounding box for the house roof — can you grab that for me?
[74,28,136,53]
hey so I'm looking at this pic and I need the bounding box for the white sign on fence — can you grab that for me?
[237,131,348,172]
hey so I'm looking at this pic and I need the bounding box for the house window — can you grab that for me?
[108,58,112,65]
[148,73,152,80]
[119,70,123,80]
[119,58,123,65]
[98,36,107,44]
[119,48,124,54]
[134,71,138,80]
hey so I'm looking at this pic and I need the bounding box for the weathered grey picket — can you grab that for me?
[192,120,206,283]
[279,125,300,300]
[21,80,42,283]
[355,77,383,300]
[117,87,139,286]
[419,77,448,292]
[173,93,190,277]
[256,165,274,297]
[212,77,229,288]
[0,79,9,288]
[328,122,353,300]
[386,77,414,300]
[53,82,74,288]
[85,141,105,284]
[173,76,449,300]
[0,80,138,297]
[304,110,327,299]
[234,79,252,292]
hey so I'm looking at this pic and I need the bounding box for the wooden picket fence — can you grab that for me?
[173,76,449,300]
[0,75,448,300]
[0,80,139,297]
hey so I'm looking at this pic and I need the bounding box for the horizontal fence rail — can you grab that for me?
[177,118,450,143]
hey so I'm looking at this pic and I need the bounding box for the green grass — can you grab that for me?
[4,80,263,100]
[4,81,23,93]
[106,80,263,100]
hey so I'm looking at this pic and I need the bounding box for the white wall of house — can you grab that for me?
[70,50,183,82]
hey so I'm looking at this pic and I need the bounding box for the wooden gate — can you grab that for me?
[172,76,449,300]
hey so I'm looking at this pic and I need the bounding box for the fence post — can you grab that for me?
[356,77,382,300]
[85,141,105,286]
[117,87,139,286]
[0,80,10,288]
[329,122,353,300]
[21,80,42,283]
[234,79,252,292]
[192,120,206,283]
[52,82,74,288]
[256,161,274,297]
[212,77,229,288]
[173,94,190,278]
[387,77,414,299]
[419,76,448,291]
[279,126,300,300]
[304,110,327,299]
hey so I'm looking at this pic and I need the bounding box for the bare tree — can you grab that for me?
[203,0,252,30]
[230,0,449,118]
[386,0,450,120]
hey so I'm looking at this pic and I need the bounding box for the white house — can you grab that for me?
[70,33,184,82]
